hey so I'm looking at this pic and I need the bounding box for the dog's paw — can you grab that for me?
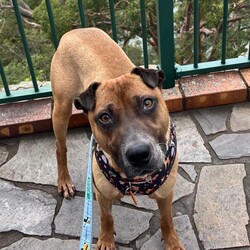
[164,234,185,250]
[57,176,76,199]
[96,239,115,250]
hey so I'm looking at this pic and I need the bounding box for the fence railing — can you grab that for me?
[174,0,250,79]
[0,0,249,104]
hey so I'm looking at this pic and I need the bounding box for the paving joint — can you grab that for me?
[177,79,187,111]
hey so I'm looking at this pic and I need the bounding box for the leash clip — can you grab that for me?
[126,181,138,206]
[81,242,89,250]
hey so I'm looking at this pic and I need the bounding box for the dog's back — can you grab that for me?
[51,27,134,100]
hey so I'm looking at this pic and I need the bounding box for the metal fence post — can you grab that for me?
[193,0,199,68]
[45,0,59,50]
[78,0,86,28]
[221,0,229,64]
[12,0,39,92]
[108,0,118,43]
[140,0,149,68]
[0,60,10,96]
[156,0,175,88]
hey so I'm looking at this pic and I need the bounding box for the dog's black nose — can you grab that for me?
[126,143,151,167]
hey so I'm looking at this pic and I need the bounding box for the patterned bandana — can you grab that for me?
[93,123,177,196]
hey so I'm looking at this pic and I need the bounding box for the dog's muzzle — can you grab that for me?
[120,131,166,178]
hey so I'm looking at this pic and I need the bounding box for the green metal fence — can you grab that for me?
[0,0,249,104]
[174,0,250,80]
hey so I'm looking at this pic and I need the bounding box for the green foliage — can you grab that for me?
[123,39,158,66]
[25,0,42,10]
[123,43,144,66]
[0,0,54,85]
[33,0,80,40]
[4,59,30,85]
[202,2,224,28]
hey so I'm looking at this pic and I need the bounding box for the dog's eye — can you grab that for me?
[99,113,112,123]
[143,98,154,110]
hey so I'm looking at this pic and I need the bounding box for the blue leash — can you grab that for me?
[79,134,94,250]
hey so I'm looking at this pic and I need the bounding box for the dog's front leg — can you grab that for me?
[52,101,75,198]
[157,190,185,250]
[96,191,116,250]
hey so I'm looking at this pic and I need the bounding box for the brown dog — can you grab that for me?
[51,27,184,250]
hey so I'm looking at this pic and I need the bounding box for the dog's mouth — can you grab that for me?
[131,169,159,180]
[120,162,163,180]
[117,148,166,179]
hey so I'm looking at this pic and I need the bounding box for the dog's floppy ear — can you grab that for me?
[74,82,100,113]
[131,67,165,88]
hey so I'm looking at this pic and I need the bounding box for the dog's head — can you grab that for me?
[74,67,170,179]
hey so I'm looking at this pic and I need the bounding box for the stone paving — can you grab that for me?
[1,102,250,250]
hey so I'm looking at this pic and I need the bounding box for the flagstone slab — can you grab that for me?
[55,196,153,244]
[2,238,79,250]
[121,195,158,210]
[194,164,249,249]
[141,215,199,250]
[0,179,56,236]
[173,174,195,202]
[210,133,250,159]
[140,229,164,249]
[230,102,250,131]
[179,164,197,182]
[171,113,212,163]
[0,146,8,165]
[0,128,89,191]
[192,106,228,135]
